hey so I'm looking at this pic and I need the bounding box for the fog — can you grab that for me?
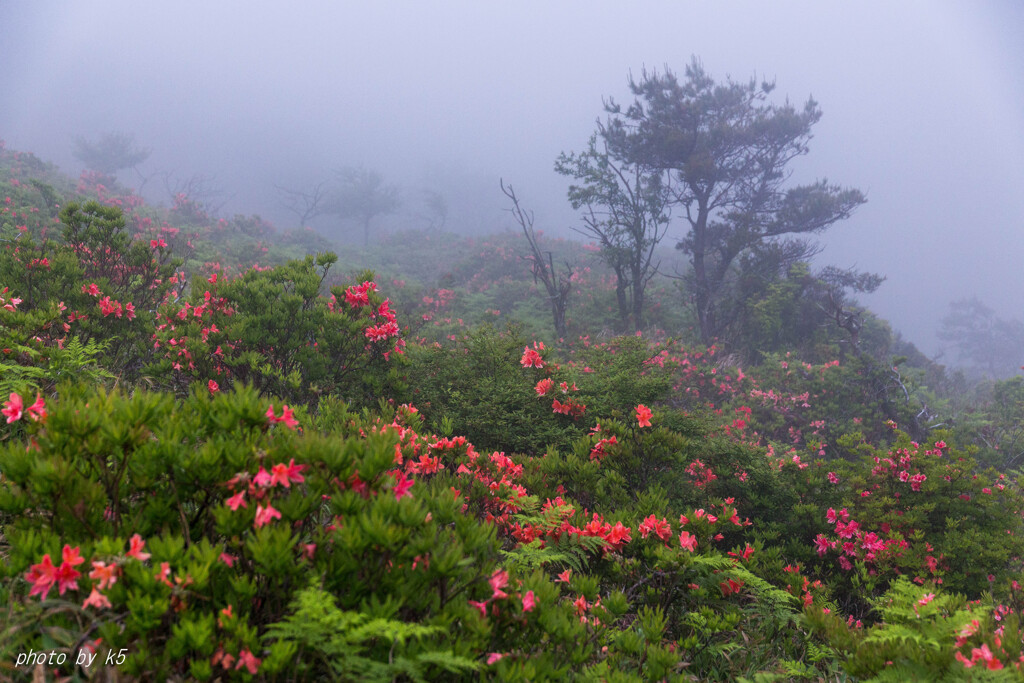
[2,1,1023,356]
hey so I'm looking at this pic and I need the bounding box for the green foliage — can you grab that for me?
[810,577,1024,681]
[150,255,407,408]
[263,583,480,680]
[405,323,584,453]
[6,136,1024,682]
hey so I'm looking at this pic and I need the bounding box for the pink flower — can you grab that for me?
[635,404,652,428]
[520,346,544,368]
[283,458,306,484]
[573,595,589,614]
[82,587,111,610]
[270,463,292,488]
[814,534,834,556]
[534,378,554,396]
[254,504,282,528]
[279,405,299,429]
[126,534,151,561]
[266,404,299,430]
[638,514,672,541]
[2,393,23,423]
[226,491,247,511]
[253,467,273,487]
[25,554,58,600]
[679,531,698,552]
[235,649,261,674]
[392,471,414,501]
[489,569,509,600]
[468,600,488,618]
[208,380,219,393]
[26,393,45,421]
[27,545,85,599]
[522,590,536,612]
[486,653,505,665]
[89,561,119,590]
[605,521,632,548]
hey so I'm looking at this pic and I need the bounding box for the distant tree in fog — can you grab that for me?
[598,59,866,344]
[556,133,670,332]
[275,180,330,226]
[502,180,574,339]
[939,297,1024,379]
[419,189,448,232]
[161,172,231,222]
[329,166,400,246]
[72,132,150,179]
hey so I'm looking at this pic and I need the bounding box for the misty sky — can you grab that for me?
[2,1,1023,356]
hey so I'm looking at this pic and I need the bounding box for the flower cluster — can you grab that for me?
[224,457,307,530]
[635,404,652,428]
[364,298,400,342]
[344,280,377,308]
[266,403,299,429]
[520,341,545,368]
[2,392,46,423]
[815,507,915,574]
[25,535,153,612]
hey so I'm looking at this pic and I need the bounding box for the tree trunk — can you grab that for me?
[631,274,644,333]
[551,299,567,339]
[691,203,715,344]
[614,266,630,332]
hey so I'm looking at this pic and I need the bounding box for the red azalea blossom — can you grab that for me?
[266,404,299,429]
[605,521,632,548]
[83,587,112,610]
[520,343,544,368]
[89,561,119,590]
[254,503,282,528]
[3,393,24,423]
[25,554,58,600]
[279,405,298,429]
[638,514,672,541]
[469,600,488,618]
[253,467,273,487]
[27,393,46,421]
[126,534,151,561]
[635,404,652,428]
[235,649,261,674]
[489,569,509,600]
[392,471,415,500]
[25,545,84,600]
